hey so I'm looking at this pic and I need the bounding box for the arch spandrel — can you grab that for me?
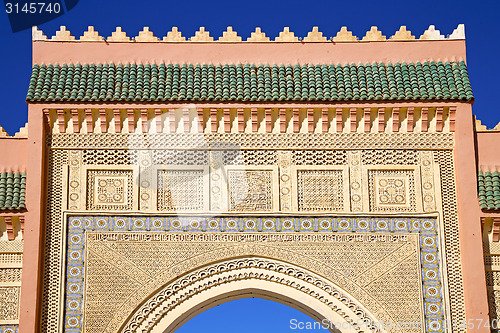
[103,241,397,328]
[118,257,385,333]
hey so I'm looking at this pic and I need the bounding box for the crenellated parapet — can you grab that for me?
[475,117,500,132]
[32,24,465,42]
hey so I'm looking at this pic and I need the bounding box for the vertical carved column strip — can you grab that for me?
[72,109,79,133]
[350,108,357,132]
[100,109,107,133]
[167,108,174,133]
[5,216,14,240]
[68,150,83,210]
[493,218,500,242]
[321,108,329,133]
[278,151,292,211]
[347,150,362,212]
[251,108,259,132]
[19,215,25,239]
[419,151,437,212]
[265,108,273,133]
[307,108,315,133]
[421,107,429,132]
[138,150,154,211]
[56,109,66,133]
[210,151,224,211]
[183,108,191,133]
[154,109,162,133]
[114,109,122,133]
[336,108,343,132]
[210,108,218,133]
[141,109,149,133]
[127,109,135,133]
[293,108,300,133]
[42,108,51,133]
[378,107,385,132]
[237,108,245,132]
[279,108,287,133]
[436,107,444,132]
[364,107,371,132]
[224,108,231,133]
[196,108,206,133]
[407,107,414,132]
[84,109,93,133]
[449,106,456,132]
[392,107,400,132]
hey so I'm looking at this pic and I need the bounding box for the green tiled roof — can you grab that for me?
[26,61,473,102]
[478,170,500,210]
[0,172,26,210]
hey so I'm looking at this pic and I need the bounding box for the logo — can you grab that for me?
[4,0,80,32]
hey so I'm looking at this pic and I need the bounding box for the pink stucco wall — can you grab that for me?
[477,131,500,169]
[0,138,27,171]
[33,39,467,65]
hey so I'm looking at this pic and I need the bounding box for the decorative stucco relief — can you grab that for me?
[39,132,463,333]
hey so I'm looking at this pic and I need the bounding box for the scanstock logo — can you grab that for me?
[4,0,79,32]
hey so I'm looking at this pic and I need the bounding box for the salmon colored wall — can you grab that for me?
[0,138,27,170]
[33,39,467,65]
[476,131,500,169]
[454,103,490,330]
[19,104,47,333]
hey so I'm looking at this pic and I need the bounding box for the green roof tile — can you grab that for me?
[26,61,474,103]
[478,170,500,211]
[0,171,26,210]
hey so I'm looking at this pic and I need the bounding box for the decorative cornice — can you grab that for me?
[43,106,456,134]
[32,24,466,43]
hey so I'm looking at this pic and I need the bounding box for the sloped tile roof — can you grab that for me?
[26,61,473,102]
[478,170,500,211]
[0,172,26,210]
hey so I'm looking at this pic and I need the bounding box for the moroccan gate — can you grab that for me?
[13,24,490,333]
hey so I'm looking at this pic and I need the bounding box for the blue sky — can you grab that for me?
[0,0,498,331]
[177,298,327,332]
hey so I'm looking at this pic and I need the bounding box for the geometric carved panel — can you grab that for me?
[0,238,22,330]
[296,169,344,211]
[0,269,21,283]
[157,169,205,211]
[227,170,273,211]
[0,287,20,321]
[86,170,134,210]
[368,169,417,212]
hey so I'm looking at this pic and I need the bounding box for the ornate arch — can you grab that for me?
[119,257,383,333]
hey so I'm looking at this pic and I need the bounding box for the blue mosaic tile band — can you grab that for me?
[64,216,443,333]
[0,326,19,333]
